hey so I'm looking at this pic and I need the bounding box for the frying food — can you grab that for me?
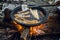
[17,11,30,15]
[14,18,38,24]
[30,8,39,20]
[14,8,44,25]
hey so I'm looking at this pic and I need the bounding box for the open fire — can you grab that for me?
[12,21,46,36]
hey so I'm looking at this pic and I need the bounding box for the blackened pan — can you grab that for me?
[10,5,48,27]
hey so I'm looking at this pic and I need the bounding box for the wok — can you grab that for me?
[10,5,48,27]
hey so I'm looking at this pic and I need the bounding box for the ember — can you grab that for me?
[12,21,24,33]
[12,21,46,36]
[29,24,46,36]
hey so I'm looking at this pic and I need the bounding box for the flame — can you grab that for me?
[12,21,24,33]
[29,24,45,36]
[12,21,45,36]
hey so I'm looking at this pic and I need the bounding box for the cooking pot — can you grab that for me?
[10,5,48,27]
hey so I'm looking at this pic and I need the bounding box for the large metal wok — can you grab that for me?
[10,5,48,27]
